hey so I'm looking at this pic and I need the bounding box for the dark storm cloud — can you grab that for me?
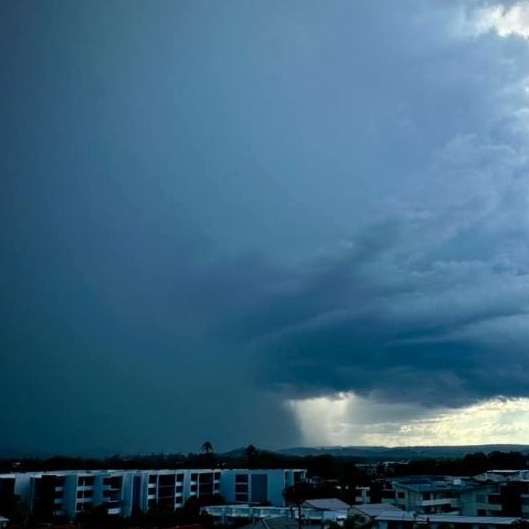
[206,215,529,409]
[2,0,529,452]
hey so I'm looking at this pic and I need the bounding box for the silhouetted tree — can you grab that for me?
[511,519,529,529]
[202,441,214,454]
[245,445,258,468]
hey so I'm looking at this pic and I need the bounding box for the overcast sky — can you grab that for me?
[2,0,529,455]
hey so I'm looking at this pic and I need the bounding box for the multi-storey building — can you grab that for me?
[137,469,221,512]
[220,469,306,506]
[0,468,304,522]
[382,474,529,518]
[391,476,469,514]
[460,479,529,518]
[30,471,134,520]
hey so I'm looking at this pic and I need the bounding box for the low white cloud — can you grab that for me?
[471,2,529,39]
[287,394,529,446]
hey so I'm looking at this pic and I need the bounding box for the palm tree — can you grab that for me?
[202,441,214,454]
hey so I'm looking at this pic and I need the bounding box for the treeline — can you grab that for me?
[0,449,366,476]
[391,450,529,477]
[1,447,528,479]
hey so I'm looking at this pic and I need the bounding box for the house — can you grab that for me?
[348,502,403,527]
[374,511,517,529]
[205,504,347,526]
[302,498,350,511]
[238,517,300,529]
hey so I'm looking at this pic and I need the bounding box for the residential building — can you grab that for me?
[0,467,305,521]
[460,479,529,518]
[349,502,403,524]
[302,498,350,511]
[137,469,221,512]
[30,471,134,520]
[392,476,470,514]
[205,504,347,525]
[374,511,517,529]
[354,486,371,505]
[220,469,306,506]
[238,517,299,529]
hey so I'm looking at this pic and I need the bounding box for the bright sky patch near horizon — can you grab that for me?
[2,0,529,454]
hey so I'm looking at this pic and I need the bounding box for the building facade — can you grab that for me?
[220,469,306,506]
[0,468,305,522]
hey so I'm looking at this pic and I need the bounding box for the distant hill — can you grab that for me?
[277,444,529,460]
[4,444,529,463]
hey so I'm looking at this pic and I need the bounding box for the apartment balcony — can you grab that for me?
[107,507,121,515]
[77,485,94,492]
[419,498,455,507]
[76,497,94,503]
[103,496,121,504]
[54,486,64,493]
[482,504,502,512]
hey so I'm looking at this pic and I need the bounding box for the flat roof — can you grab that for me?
[375,512,517,525]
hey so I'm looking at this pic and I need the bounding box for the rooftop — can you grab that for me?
[302,498,351,511]
[350,503,403,517]
[392,476,476,493]
[375,512,517,525]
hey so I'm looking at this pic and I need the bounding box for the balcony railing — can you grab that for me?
[419,498,456,507]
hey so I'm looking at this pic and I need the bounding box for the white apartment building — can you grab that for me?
[392,477,468,514]
[30,471,136,520]
[1,468,304,521]
[220,469,306,506]
[137,469,221,512]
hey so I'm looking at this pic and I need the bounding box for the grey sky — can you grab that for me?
[2,0,529,453]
